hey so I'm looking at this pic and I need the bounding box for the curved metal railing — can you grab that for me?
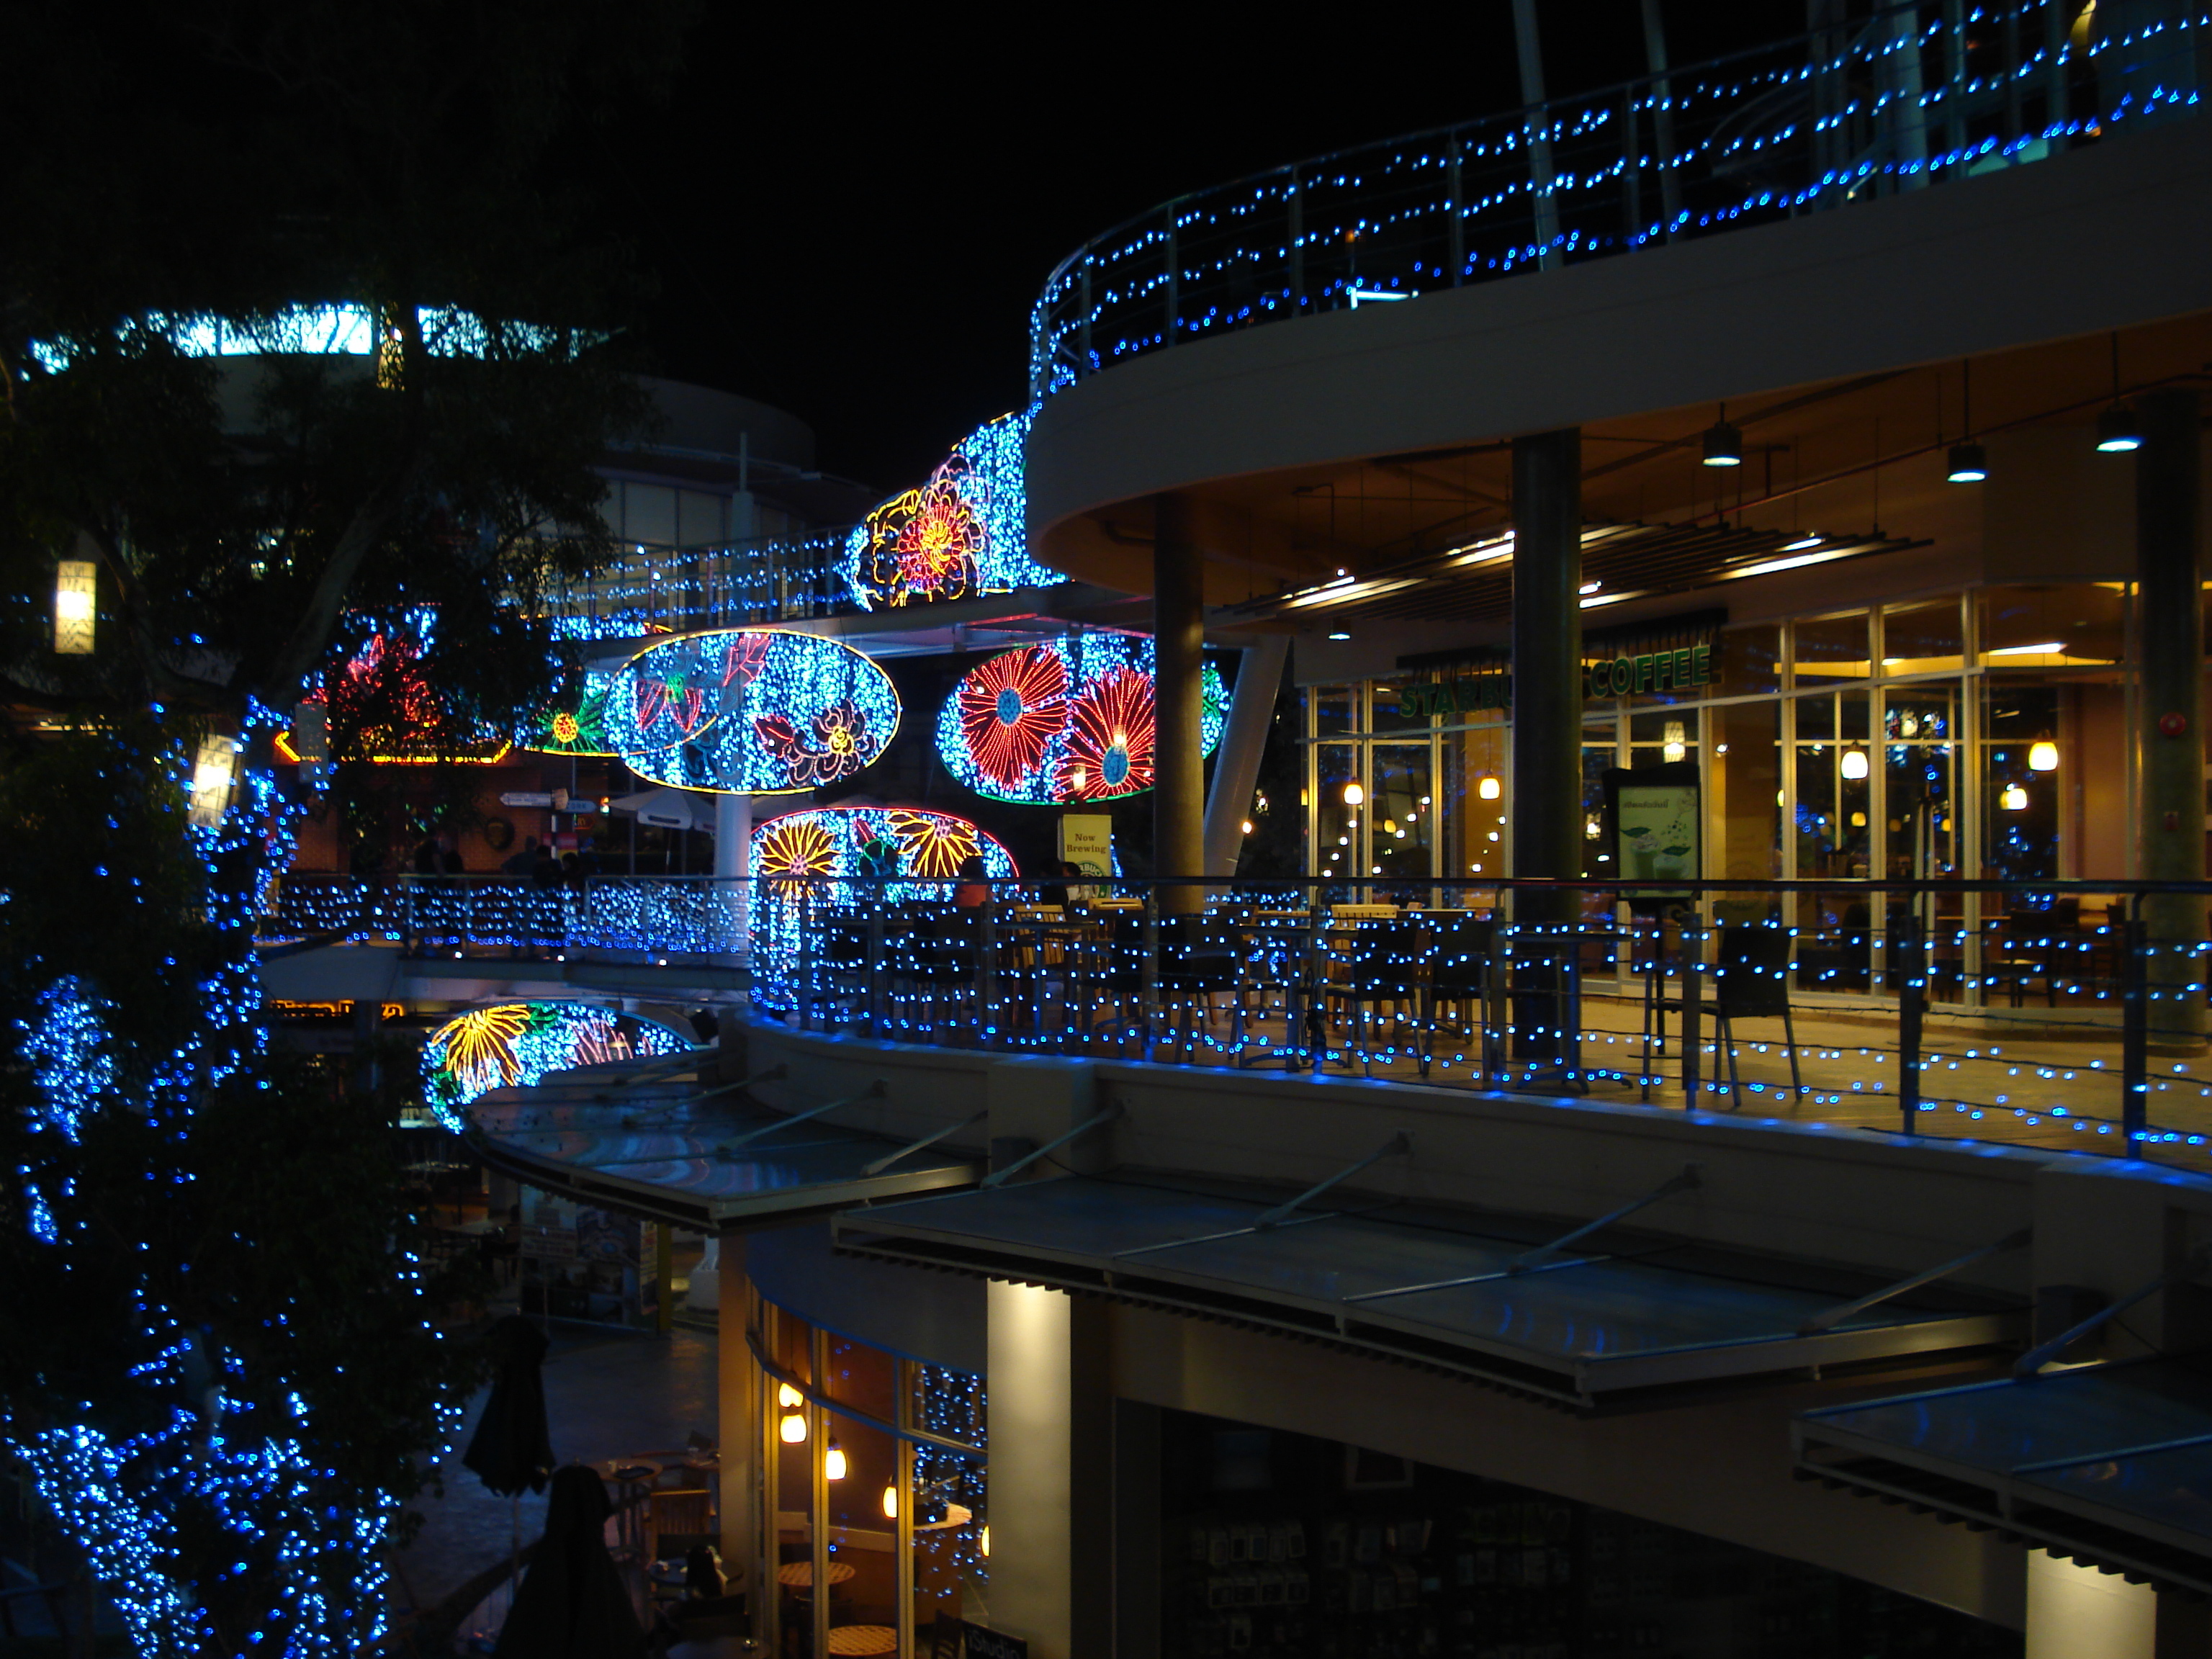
[1027,0,2206,399]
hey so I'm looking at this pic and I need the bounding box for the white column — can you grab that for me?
[988,1281,1076,1659]
[714,791,751,958]
[2025,1552,2155,1659]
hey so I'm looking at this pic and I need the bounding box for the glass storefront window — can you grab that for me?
[1791,613,1870,684]
[1370,681,1429,733]
[1710,624,1781,697]
[1367,743,1434,894]
[1794,692,1872,879]
[1314,745,1358,884]
[1883,685,1961,881]
[1881,598,1964,676]
[823,1412,902,1645]
[1581,742,1612,877]
[1984,683,2062,879]
[1713,700,1782,891]
[1977,585,2126,666]
[1312,685,1357,736]
[770,1302,812,1385]
[912,1442,987,1647]
[1441,721,1509,884]
[826,1334,898,1421]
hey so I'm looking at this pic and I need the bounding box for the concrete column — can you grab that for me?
[2025,1552,2155,1659]
[1201,636,1290,878]
[986,1282,1113,1659]
[716,1232,763,1640]
[1511,429,1584,901]
[2134,390,2204,1040]
[714,791,752,958]
[1153,495,1208,913]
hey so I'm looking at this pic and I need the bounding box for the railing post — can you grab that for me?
[1162,212,1179,348]
[1897,909,1925,1135]
[797,886,814,1033]
[979,897,1000,1048]
[2123,914,2150,1147]
[1287,166,1305,311]
[1447,139,1465,284]
[867,899,886,1032]
[1680,919,1702,1107]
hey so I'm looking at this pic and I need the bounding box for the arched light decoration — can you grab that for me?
[421,1001,695,1131]
[934,634,1226,804]
[517,667,619,757]
[606,629,899,794]
[846,411,1062,610]
[747,807,1017,1010]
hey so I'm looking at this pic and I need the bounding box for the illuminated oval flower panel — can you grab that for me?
[935,634,1226,803]
[605,629,899,793]
[747,806,1017,1009]
[421,1001,696,1130]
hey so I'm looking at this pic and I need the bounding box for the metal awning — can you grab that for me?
[1215,520,1930,628]
[467,1067,981,1230]
[1795,1359,2212,1593]
[832,1174,2021,1408]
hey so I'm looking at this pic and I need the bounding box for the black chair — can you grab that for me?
[1985,899,2081,1007]
[1424,913,1500,1080]
[1708,924,1805,1107]
[1324,920,1431,1075]
[1156,915,1242,1060]
[886,904,984,1038]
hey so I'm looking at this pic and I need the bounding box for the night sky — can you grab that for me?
[611,1,1806,494]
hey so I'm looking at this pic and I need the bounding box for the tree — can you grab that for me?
[0,2,693,1649]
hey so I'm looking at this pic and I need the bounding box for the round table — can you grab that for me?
[912,1503,974,1533]
[827,1627,897,1656]
[777,1560,857,1588]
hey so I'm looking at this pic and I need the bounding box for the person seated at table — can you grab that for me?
[953,855,989,909]
[1038,860,1087,910]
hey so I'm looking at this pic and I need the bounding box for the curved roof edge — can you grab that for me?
[1026,120,2212,549]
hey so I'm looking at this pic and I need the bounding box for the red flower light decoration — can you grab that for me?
[863,459,986,608]
[1055,666,1156,801]
[956,645,1067,793]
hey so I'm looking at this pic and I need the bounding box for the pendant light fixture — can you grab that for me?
[1946,362,1987,482]
[824,1441,848,1480]
[1701,403,1743,467]
[2097,334,2142,452]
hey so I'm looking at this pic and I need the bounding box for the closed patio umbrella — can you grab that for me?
[462,1315,555,1497]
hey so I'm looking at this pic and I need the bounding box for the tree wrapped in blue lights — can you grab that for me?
[845,410,1064,610]
[935,634,1227,803]
[422,1001,695,1130]
[604,629,901,793]
[1,716,482,1654]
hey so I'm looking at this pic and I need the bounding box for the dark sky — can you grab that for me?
[613,1,1807,494]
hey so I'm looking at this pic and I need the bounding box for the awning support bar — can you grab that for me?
[715,1080,884,1154]
[863,1110,989,1177]
[981,1105,1125,1188]
[2011,1428,2212,1477]
[616,1064,786,1114]
[1252,1132,1414,1229]
[2013,1244,2212,1378]
[1797,1228,2030,1336]
[1509,1164,1701,1275]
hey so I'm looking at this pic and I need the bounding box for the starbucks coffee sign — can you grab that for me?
[1584,643,1712,700]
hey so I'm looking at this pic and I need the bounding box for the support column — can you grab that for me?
[1511,430,1584,897]
[714,790,752,958]
[986,1282,1113,1659]
[2024,1552,2154,1659]
[1201,635,1290,878]
[1511,429,1584,1064]
[715,1232,763,1642]
[1154,495,1207,914]
[2135,390,2204,1043]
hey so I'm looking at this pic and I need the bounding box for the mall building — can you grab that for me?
[433,5,2212,1657]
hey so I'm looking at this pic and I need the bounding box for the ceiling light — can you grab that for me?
[1701,420,1743,467]
[1780,536,1822,552]
[1579,580,1602,594]
[2096,405,2143,453]
[1328,631,1351,641]
[1987,642,2064,657]
[1946,442,1987,483]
